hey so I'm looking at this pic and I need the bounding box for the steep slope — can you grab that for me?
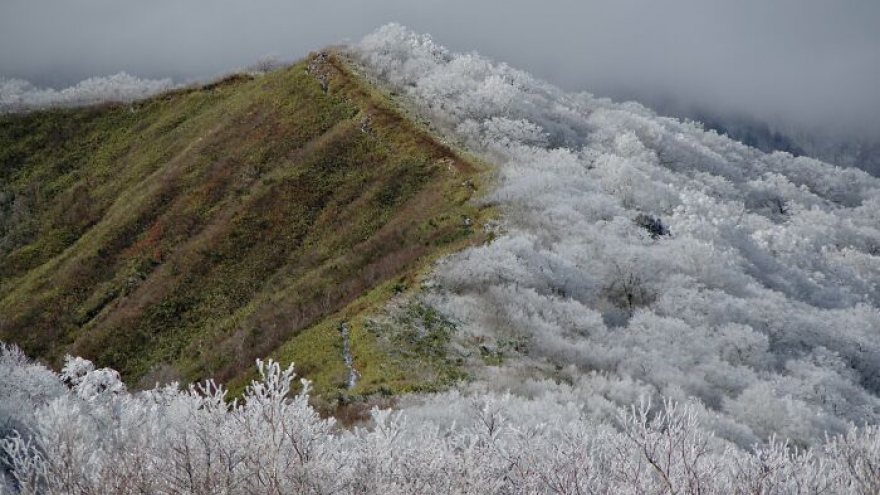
[0,51,489,396]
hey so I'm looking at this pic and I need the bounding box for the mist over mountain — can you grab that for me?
[640,100,880,176]
[2,0,879,167]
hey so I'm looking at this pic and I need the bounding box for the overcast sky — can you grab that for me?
[2,0,879,138]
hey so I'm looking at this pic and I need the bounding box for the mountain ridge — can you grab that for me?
[0,49,490,402]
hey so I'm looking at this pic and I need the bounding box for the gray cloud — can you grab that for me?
[2,0,879,138]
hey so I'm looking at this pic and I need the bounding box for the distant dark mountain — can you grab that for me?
[691,112,806,157]
[785,132,880,176]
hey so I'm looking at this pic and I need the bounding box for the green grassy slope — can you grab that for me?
[0,52,490,402]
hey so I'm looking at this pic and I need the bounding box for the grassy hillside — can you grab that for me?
[0,51,490,404]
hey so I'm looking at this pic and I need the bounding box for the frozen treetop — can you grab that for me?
[0,72,174,113]
[355,24,880,447]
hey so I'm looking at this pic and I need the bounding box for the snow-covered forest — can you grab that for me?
[2,24,880,493]
[0,73,173,113]
[356,23,880,445]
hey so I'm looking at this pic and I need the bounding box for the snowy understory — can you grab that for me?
[2,24,880,493]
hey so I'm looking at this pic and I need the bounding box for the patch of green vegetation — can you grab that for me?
[0,51,493,406]
[227,276,468,418]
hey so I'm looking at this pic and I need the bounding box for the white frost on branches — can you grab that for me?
[0,73,174,113]
[355,24,880,448]
[59,356,125,401]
